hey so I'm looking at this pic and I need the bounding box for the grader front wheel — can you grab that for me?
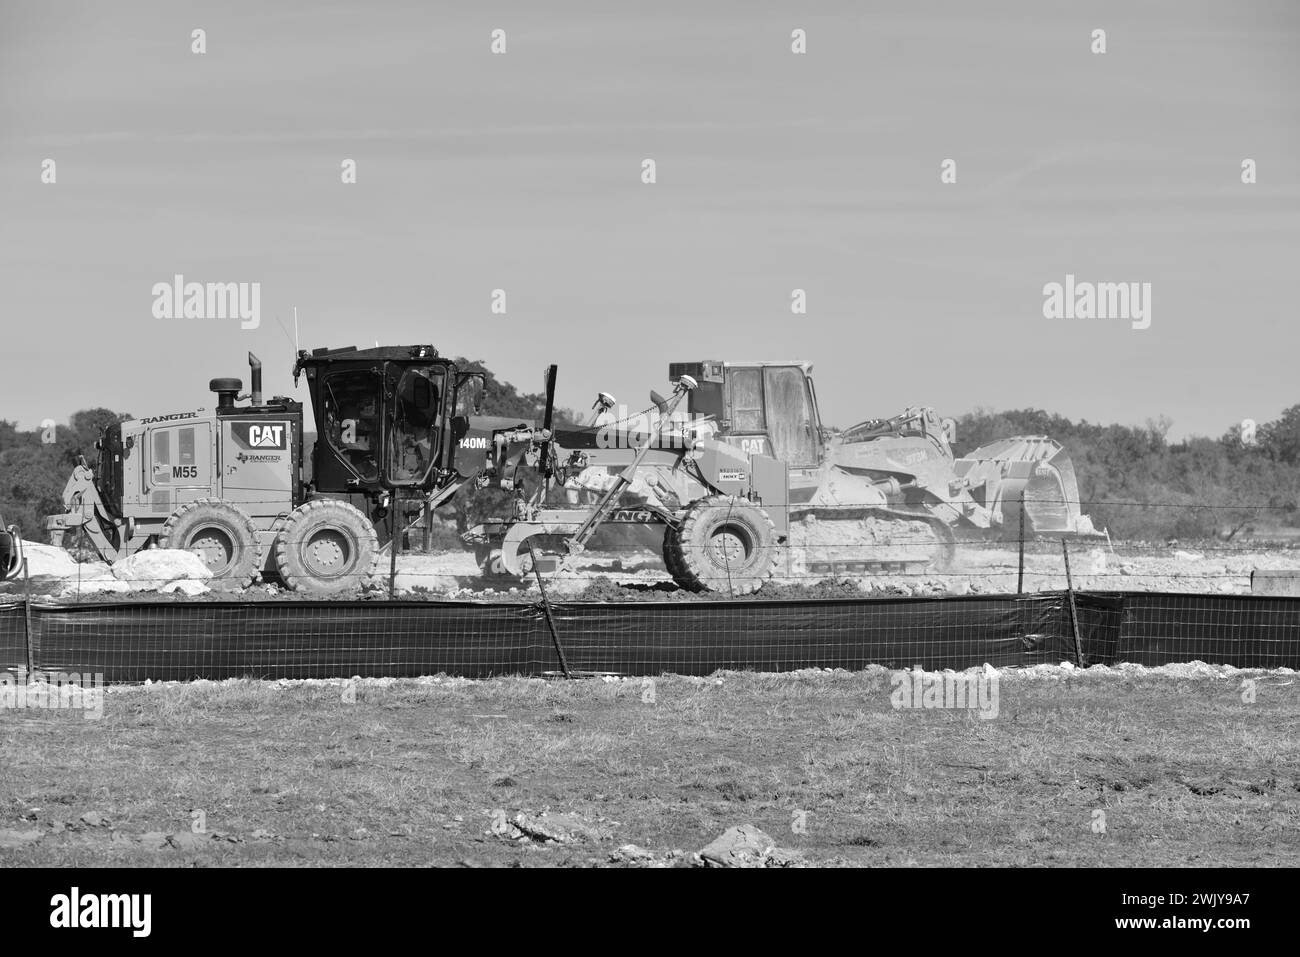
[158,498,261,584]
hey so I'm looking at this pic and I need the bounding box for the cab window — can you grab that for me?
[763,366,816,467]
[728,368,765,432]
[322,372,380,482]
[387,368,444,484]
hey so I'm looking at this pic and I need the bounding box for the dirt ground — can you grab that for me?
[2,664,1296,867]
[382,539,1300,601]
[6,538,1300,602]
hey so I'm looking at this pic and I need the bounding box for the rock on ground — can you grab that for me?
[110,549,213,591]
[698,825,803,868]
[19,541,84,578]
[506,811,611,844]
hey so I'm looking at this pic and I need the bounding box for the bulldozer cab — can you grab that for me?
[296,345,471,492]
[670,360,824,468]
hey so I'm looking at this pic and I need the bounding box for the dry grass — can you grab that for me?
[1,667,1297,866]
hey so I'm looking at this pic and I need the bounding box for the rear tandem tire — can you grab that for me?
[273,499,378,595]
[666,495,779,595]
[157,498,262,584]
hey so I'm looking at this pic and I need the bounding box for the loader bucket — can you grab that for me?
[953,436,1099,536]
[0,523,20,580]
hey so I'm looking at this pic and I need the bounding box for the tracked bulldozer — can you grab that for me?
[44,346,497,594]
[466,359,1099,593]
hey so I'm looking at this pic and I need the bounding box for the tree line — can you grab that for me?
[953,406,1300,540]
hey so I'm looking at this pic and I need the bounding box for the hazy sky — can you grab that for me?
[2,0,1297,439]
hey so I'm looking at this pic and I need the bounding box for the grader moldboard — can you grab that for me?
[44,345,509,594]
[466,359,1100,594]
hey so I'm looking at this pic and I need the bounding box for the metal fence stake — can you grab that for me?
[22,555,34,675]
[388,495,399,599]
[1017,497,1026,595]
[1062,538,1086,667]
[528,541,570,679]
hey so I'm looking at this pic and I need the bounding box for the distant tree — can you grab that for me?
[0,409,130,541]
[1259,404,1300,465]
[954,405,1300,540]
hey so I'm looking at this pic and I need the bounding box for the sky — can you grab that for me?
[1,0,1298,440]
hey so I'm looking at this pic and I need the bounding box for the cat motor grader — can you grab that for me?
[44,346,501,594]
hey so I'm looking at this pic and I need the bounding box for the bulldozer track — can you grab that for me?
[787,506,957,576]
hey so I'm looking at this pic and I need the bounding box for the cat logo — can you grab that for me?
[250,425,284,447]
[231,421,289,451]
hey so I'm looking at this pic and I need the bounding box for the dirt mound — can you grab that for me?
[566,575,905,602]
[109,550,213,590]
[788,514,942,568]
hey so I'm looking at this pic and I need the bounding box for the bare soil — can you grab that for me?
[2,665,1296,867]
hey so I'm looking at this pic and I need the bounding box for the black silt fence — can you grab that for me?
[1087,592,1300,669]
[3,591,1298,683]
[29,601,541,682]
[0,600,27,677]
[547,594,1073,675]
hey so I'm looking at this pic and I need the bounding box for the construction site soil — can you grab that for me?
[5,538,1299,603]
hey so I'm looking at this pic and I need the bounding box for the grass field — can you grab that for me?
[2,666,1298,867]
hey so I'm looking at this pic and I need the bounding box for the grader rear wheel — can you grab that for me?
[273,499,378,595]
